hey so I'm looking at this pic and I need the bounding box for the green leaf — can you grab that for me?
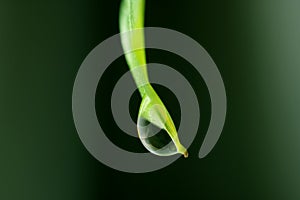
[119,0,188,157]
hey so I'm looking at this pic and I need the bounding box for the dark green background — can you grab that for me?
[1,0,300,199]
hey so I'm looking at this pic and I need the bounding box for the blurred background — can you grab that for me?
[1,0,300,199]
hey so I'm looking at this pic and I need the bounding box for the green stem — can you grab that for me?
[119,0,149,97]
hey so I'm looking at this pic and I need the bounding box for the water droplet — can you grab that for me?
[137,116,177,156]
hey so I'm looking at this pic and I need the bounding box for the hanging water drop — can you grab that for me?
[137,115,177,156]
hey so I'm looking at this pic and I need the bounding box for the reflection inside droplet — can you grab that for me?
[137,116,177,156]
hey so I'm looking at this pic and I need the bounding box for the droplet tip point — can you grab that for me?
[183,151,189,158]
